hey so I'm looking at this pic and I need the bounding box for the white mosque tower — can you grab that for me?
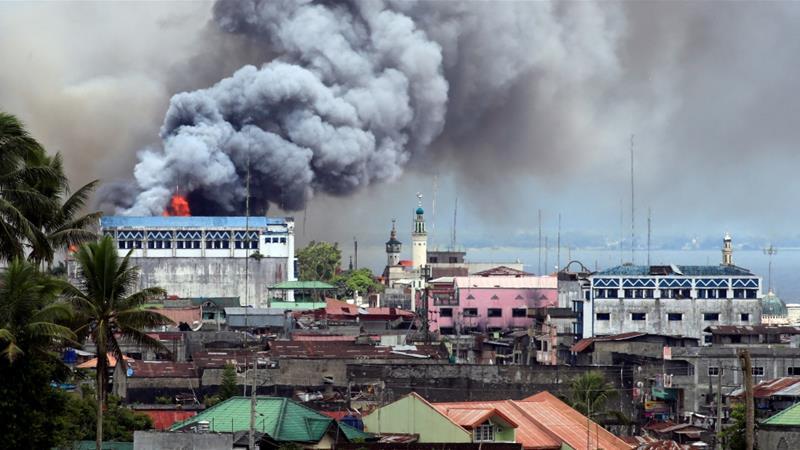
[722,232,733,266]
[411,193,428,269]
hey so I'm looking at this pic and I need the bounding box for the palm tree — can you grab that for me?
[565,371,626,424]
[60,236,173,450]
[0,112,60,260]
[22,153,101,267]
[0,258,75,363]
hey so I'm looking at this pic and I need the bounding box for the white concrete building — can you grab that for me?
[584,235,763,342]
[88,216,296,306]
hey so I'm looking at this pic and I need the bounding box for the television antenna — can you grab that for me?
[763,244,778,293]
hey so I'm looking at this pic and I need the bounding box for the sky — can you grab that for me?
[2,1,800,274]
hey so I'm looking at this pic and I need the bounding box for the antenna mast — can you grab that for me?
[451,197,458,249]
[432,174,438,241]
[557,213,561,271]
[647,208,652,266]
[630,134,635,264]
[538,209,543,274]
[764,244,778,292]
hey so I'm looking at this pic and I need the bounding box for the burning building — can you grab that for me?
[84,213,296,306]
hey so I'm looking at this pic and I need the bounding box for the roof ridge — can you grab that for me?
[762,401,800,424]
[404,392,472,438]
[507,399,563,445]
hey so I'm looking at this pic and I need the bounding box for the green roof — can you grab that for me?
[269,301,324,311]
[762,402,800,426]
[269,280,335,290]
[170,396,370,443]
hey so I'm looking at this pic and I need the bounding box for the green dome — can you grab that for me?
[763,291,788,316]
[416,207,424,215]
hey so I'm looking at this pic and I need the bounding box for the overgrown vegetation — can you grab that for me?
[0,112,168,449]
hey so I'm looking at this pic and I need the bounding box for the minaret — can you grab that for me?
[722,232,733,266]
[412,193,428,269]
[385,219,401,266]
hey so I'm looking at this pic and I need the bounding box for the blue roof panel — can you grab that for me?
[101,216,286,229]
[596,264,754,277]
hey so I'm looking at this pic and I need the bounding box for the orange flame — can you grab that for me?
[163,194,191,216]
[68,244,78,253]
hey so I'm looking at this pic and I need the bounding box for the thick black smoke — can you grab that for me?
[122,0,621,215]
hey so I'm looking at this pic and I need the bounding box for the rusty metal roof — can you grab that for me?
[128,361,197,378]
[705,325,800,335]
[269,341,448,360]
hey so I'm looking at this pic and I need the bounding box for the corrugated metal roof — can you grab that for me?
[138,410,197,430]
[762,402,800,426]
[101,216,286,228]
[452,276,557,289]
[730,377,800,399]
[706,325,800,335]
[147,307,200,325]
[224,307,286,316]
[170,396,372,442]
[433,392,631,450]
[595,264,753,277]
[270,281,335,289]
[128,361,197,378]
[269,341,447,360]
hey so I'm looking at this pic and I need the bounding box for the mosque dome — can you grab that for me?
[416,207,424,215]
[763,290,788,316]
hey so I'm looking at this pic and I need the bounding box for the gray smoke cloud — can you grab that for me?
[122,0,623,215]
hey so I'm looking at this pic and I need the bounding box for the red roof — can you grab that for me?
[138,410,196,430]
[440,407,519,429]
[147,307,199,325]
[434,392,633,450]
[399,260,413,267]
[76,353,134,369]
[128,361,197,378]
[571,332,650,353]
[731,377,800,399]
[291,334,359,342]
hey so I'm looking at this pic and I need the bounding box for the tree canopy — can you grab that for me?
[297,240,341,281]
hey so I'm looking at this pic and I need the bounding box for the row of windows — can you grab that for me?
[439,308,527,318]
[594,288,758,299]
[708,366,765,376]
[118,239,270,250]
[596,312,749,322]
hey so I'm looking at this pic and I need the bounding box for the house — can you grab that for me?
[169,396,371,449]
[758,401,800,450]
[362,391,632,450]
[428,275,558,335]
[705,324,800,346]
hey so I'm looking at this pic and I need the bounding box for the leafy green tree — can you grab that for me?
[0,258,74,363]
[219,363,239,400]
[0,259,76,449]
[332,268,383,297]
[60,236,173,450]
[52,388,154,446]
[297,241,341,281]
[720,402,747,450]
[564,371,626,424]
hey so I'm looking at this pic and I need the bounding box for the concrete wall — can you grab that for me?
[592,298,761,340]
[362,394,472,443]
[132,257,287,306]
[758,427,800,450]
[133,431,233,449]
[348,363,633,413]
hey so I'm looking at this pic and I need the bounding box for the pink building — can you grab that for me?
[427,275,558,334]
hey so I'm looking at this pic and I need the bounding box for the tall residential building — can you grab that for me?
[81,216,296,306]
[583,234,762,342]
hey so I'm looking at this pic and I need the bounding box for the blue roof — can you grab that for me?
[596,264,754,277]
[101,216,286,228]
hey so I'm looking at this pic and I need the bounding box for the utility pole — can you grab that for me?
[353,237,358,270]
[249,357,257,450]
[647,208,652,267]
[630,134,635,264]
[716,364,723,450]
[738,349,754,450]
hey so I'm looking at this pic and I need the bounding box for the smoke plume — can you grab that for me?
[122,0,622,215]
